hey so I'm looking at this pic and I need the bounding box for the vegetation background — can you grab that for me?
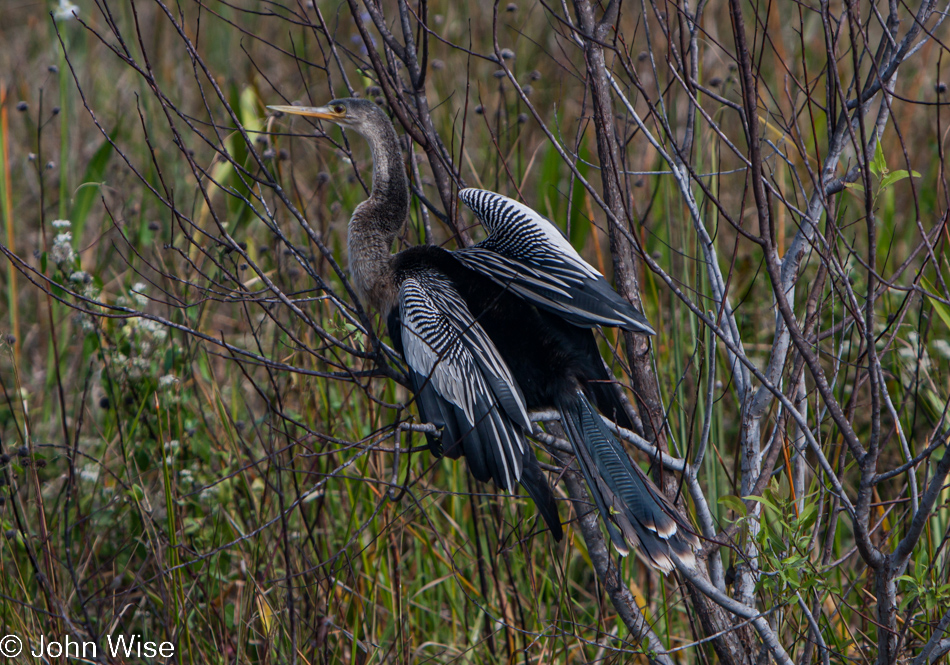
[0,0,948,663]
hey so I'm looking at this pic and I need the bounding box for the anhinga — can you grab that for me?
[270,98,698,573]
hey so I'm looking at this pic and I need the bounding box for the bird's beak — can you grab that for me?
[267,105,341,121]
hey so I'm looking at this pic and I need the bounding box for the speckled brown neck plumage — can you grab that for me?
[344,103,409,313]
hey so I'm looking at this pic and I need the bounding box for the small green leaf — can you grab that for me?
[539,141,563,220]
[922,277,950,330]
[870,141,887,177]
[879,169,920,190]
[798,503,818,529]
[51,279,66,300]
[163,347,176,372]
[783,554,804,568]
[719,494,747,517]
[745,494,781,515]
[82,332,100,361]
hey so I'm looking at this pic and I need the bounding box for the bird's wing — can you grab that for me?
[399,271,532,492]
[455,188,655,334]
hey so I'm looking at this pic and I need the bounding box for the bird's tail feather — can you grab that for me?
[417,382,563,541]
[587,377,635,432]
[581,330,635,432]
[519,452,563,541]
[557,390,697,574]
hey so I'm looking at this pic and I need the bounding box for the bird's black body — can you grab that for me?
[384,244,700,568]
[387,245,624,541]
[271,97,698,573]
[389,246,629,426]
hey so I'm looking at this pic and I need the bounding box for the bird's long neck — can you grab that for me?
[347,119,409,312]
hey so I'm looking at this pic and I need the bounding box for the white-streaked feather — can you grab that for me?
[456,189,656,335]
[399,273,530,490]
[459,188,601,278]
[453,250,643,328]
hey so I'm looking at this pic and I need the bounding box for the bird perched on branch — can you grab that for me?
[269,97,698,573]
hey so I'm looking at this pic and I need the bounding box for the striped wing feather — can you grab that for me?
[456,188,655,334]
[399,272,531,492]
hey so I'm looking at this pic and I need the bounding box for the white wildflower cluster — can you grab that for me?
[158,374,179,389]
[933,339,950,360]
[179,468,195,487]
[124,352,151,377]
[105,316,181,394]
[69,270,100,301]
[163,439,180,466]
[50,230,77,267]
[112,351,152,381]
[44,221,104,336]
[97,280,185,396]
[130,356,151,380]
[119,308,170,359]
[136,319,168,358]
[74,311,97,333]
[79,464,99,483]
[131,282,148,308]
[138,319,167,340]
[70,273,103,335]
[54,0,79,20]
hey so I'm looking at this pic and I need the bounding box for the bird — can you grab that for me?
[269,97,698,573]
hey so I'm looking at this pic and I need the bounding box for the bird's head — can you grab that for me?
[268,98,386,140]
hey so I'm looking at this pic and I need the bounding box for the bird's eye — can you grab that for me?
[333,105,345,115]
